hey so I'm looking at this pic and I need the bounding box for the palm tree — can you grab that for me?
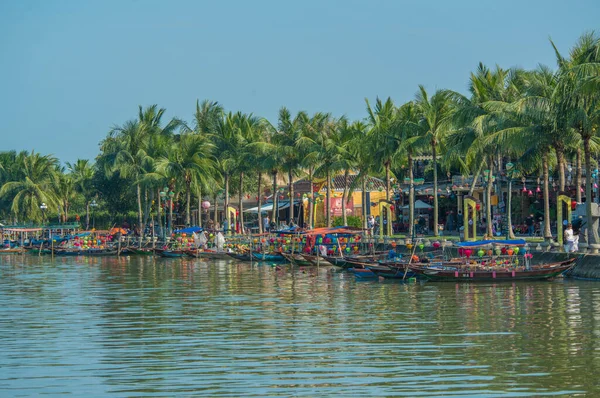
[553,32,600,245]
[67,159,95,229]
[273,108,306,225]
[397,101,424,238]
[366,97,400,201]
[157,133,215,227]
[298,112,331,228]
[110,105,181,236]
[53,168,76,224]
[0,151,59,222]
[414,86,455,236]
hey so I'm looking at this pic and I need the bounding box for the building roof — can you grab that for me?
[294,175,386,192]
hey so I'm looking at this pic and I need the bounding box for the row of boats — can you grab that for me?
[2,237,577,282]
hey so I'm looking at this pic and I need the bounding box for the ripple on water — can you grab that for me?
[0,256,594,396]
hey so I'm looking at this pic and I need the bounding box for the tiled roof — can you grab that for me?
[294,175,386,192]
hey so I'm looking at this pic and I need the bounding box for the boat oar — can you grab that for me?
[403,241,418,281]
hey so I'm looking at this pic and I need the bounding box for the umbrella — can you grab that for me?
[109,227,127,235]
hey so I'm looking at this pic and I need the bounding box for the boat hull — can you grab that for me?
[409,258,576,282]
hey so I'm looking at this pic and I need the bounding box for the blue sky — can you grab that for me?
[1,0,598,164]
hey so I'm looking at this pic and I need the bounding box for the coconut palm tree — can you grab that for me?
[0,151,60,222]
[157,132,216,227]
[298,112,331,228]
[67,159,96,229]
[366,97,400,201]
[414,86,455,236]
[553,32,600,245]
[272,107,307,225]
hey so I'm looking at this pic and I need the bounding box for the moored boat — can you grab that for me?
[226,252,252,261]
[185,249,231,260]
[409,258,576,281]
[251,251,287,262]
[160,250,186,258]
[281,252,312,266]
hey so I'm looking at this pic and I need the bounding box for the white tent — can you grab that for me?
[401,200,433,210]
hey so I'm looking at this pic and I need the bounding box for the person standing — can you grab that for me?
[564,223,575,253]
[223,218,229,235]
[263,215,270,232]
[526,214,534,236]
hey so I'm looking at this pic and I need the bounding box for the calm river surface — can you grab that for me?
[1,255,599,397]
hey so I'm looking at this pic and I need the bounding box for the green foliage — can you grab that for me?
[332,215,362,228]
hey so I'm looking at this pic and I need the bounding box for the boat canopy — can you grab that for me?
[174,226,203,234]
[455,239,527,248]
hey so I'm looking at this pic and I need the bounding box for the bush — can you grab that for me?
[332,215,362,228]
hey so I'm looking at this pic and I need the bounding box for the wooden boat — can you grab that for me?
[124,247,155,255]
[409,258,576,281]
[251,251,287,262]
[281,252,312,266]
[0,247,25,254]
[53,248,118,256]
[185,249,230,260]
[226,252,252,261]
[323,255,350,268]
[301,254,333,266]
[160,250,186,258]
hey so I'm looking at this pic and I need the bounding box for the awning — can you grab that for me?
[245,200,301,213]
[401,200,433,210]
[174,226,203,234]
[1,227,43,232]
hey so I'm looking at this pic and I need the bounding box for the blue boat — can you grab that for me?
[251,251,287,262]
[161,250,185,258]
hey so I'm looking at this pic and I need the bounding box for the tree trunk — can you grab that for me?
[143,188,150,235]
[169,194,173,237]
[213,193,218,226]
[584,137,600,244]
[556,147,566,192]
[576,148,582,203]
[408,152,415,239]
[197,186,202,228]
[342,169,349,226]
[136,183,143,238]
[257,172,263,233]
[507,177,516,239]
[543,152,552,240]
[486,157,493,238]
[308,168,314,229]
[432,142,439,236]
[85,201,90,230]
[272,171,278,226]
[469,161,485,196]
[326,168,331,227]
[157,189,163,236]
[361,174,367,230]
[238,172,244,234]
[288,168,294,224]
[185,183,191,226]
[224,174,230,226]
[385,160,391,201]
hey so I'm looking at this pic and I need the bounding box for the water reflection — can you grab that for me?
[0,255,598,396]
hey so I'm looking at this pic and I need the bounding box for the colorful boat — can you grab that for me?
[185,250,231,260]
[226,252,253,261]
[409,258,576,281]
[251,251,287,262]
[160,250,186,258]
[281,252,313,266]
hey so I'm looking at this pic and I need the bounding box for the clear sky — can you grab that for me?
[1,0,598,164]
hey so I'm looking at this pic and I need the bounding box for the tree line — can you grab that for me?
[1,32,599,241]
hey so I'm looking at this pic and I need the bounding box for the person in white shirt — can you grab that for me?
[564,223,575,253]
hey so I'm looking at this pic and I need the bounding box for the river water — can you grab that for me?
[1,255,599,397]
